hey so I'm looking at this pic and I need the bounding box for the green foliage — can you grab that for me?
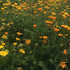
[0,0,70,70]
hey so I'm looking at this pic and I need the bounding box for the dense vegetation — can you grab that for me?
[0,0,70,70]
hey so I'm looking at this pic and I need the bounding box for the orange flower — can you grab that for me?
[58,33,63,36]
[65,34,68,36]
[38,8,42,12]
[5,32,8,35]
[67,27,70,31]
[54,28,59,32]
[48,16,56,20]
[1,43,6,46]
[43,11,47,14]
[45,21,53,24]
[33,11,37,14]
[39,36,42,39]
[61,25,68,28]
[24,8,27,10]
[60,61,66,68]
[17,32,22,35]
[45,1,49,5]
[33,24,37,27]
[43,36,48,39]
[43,40,47,44]
[63,49,67,54]
[19,48,25,54]
[2,35,7,39]
[25,39,31,45]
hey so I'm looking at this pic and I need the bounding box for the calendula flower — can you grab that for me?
[16,37,20,41]
[43,36,48,39]
[5,32,8,35]
[58,33,63,36]
[0,50,8,57]
[54,28,59,32]
[43,11,47,14]
[63,49,67,54]
[45,21,53,24]
[67,27,70,31]
[19,48,25,54]
[38,8,42,12]
[1,43,6,46]
[65,34,68,36]
[13,42,17,46]
[33,11,37,14]
[24,8,27,10]
[61,25,68,28]
[25,39,31,45]
[1,26,5,29]
[1,8,4,10]
[48,16,56,20]
[52,12,56,15]
[2,35,7,39]
[60,61,66,68]
[17,32,22,35]
[33,24,37,27]
[0,45,4,49]
[39,36,42,38]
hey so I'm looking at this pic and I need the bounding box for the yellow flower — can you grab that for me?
[1,43,6,46]
[2,35,7,39]
[19,48,25,54]
[0,51,8,57]
[16,37,20,41]
[1,8,4,10]
[1,26,5,29]
[17,32,22,35]
[67,27,70,31]
[0,45,4,49]
[13,43,17,46]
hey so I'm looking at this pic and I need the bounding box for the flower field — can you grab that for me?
[0,0,70,70]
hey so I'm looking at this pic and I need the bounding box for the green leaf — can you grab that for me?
[49,59,53,64]
[38,61,45,68]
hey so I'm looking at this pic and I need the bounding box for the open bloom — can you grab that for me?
[0,51,8,57]
[54,28,59,32]
[0,45,4,49]
[2,35,7,39]
[60,61,66,68]
[43,36,48,39]
[16,37,20,41]
[13,42,17,46]
[17,32,22,35]
[33,24,37,27]
[19,48,25,54]
[25,39,31,45]
[63,49,67,54]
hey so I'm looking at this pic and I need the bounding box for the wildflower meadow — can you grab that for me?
[0,0,70,70]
